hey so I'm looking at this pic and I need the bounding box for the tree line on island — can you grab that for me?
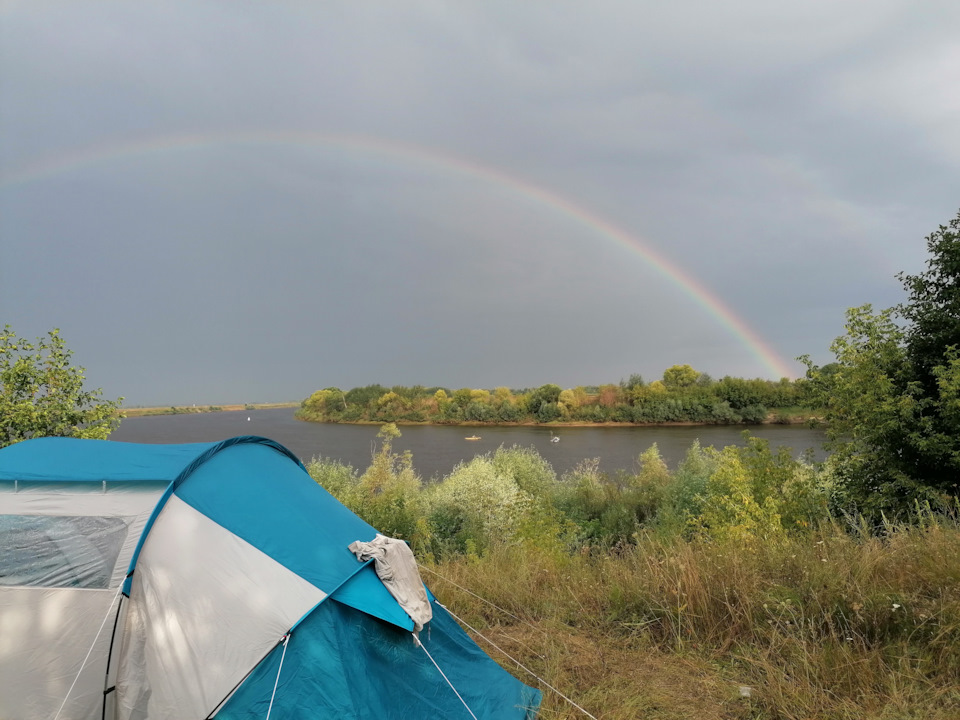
[297,368,812,426]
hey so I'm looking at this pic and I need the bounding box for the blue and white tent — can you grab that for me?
[0,436,541,719]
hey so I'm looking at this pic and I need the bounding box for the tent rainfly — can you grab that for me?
[0,436,541,719]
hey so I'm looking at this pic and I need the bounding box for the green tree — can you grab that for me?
[1,326,123,447]
[662,364,700,389]
[300,387,346,418]
[805,306,927,516]
[557,388,579,412]
[376,391,416,421]
[344,384,388,411]
[527,383,562,417]
[433,388,452,417]
[451,388,474,408]
[714,377,765,409]
[899,211,960,391]
[799,362,839,407]
[804,209,960,516]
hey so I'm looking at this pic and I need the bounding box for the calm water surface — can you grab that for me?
[110,408,828,480]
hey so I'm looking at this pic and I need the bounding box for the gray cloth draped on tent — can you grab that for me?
[349,533,432,632]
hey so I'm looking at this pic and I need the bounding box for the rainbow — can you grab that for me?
[0,130,795,378]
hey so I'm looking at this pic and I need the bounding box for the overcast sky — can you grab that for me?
[1,1,958,406]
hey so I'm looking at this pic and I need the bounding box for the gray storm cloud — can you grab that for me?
[1,1,957,404]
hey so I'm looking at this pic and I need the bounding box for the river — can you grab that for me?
[109,408,829,480]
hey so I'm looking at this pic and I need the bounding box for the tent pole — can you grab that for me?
[101,594,125,720]
[264,633,291,720]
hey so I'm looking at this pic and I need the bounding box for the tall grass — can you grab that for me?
[306,427,960,719]
[425,523,960,719]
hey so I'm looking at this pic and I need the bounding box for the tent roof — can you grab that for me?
[0,436,302,484]
[0,437,222,483]
[0,436,416,630]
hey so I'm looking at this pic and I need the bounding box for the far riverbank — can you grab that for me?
[121,402,299,418]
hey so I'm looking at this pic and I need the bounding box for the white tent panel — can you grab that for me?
[0,488,161,720]
[0,488,166,587]
[0,587,121,720]
[0,486,166,517]
[116,495,327,720]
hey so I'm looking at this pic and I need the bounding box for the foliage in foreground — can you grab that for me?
[307,428,960,719]
[0,325,123,448]
[308,425,837,556]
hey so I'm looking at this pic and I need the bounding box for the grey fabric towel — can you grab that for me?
[348,534,433,632]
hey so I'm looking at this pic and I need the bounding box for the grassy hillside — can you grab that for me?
[427,527,960,719]
[308,425,960,719]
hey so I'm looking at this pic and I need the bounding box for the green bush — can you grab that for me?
[657,441,717,535]
[491,445,557,497]
[305,456,359,503]
[349,425,424,543]
[739,403,768,424]
[427,455,532,556]
[553,459,639,546]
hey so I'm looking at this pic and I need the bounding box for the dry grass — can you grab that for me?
[474,624,747,720]
[425,520,960,719]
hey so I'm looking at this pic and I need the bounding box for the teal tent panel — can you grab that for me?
[0,437,219,483]
[328,564,416,630]
[216,599,541,720]
[173,442,414,628]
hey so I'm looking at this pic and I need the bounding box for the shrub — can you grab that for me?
[426,456,531,556]
[739,403,768,424]
[345,424,424,543]
[692,446,785,543]
[708,400,740,424]
[553,459,637,546]
[657,441,717,535]
[491,445,556,496]
[306,456,359,503]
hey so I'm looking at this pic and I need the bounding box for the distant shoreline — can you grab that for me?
[121,402,299,418]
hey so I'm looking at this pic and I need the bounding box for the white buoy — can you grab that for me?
[247,417,251,421]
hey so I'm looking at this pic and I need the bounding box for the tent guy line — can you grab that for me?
[52,582,125,720]
[440,601,600,720]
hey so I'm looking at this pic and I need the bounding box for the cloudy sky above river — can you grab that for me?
[1,1,958,405]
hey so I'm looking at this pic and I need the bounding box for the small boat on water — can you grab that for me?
[464,435,482,441]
